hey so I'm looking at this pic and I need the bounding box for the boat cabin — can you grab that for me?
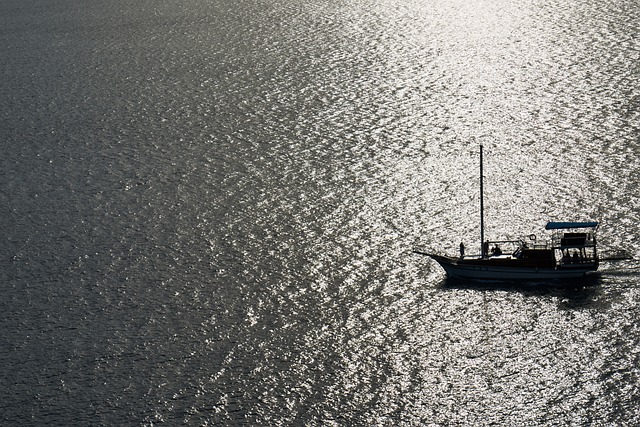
[547,221,598,268]
[474,221,598,270]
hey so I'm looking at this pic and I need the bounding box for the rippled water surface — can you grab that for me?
[1,0,640,425]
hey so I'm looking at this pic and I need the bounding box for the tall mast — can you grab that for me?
[480,144,485,258]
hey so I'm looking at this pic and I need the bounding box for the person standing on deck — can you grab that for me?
[459,242,465,259]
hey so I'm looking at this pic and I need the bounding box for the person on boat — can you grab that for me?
[459,242,465,259]
[492,245,502,256]
[572,251,580,263]
[483,241,489,257]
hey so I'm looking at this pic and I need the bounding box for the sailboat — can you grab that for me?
[414,145,600,280]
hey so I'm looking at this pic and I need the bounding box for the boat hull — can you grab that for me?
[428,254,597,280]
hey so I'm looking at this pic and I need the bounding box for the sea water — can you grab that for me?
[1,0,639,425]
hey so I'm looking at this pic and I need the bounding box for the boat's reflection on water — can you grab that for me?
[438,274,606,311]
[438,273,603,294]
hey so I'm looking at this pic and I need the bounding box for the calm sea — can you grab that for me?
[1,0,639,425]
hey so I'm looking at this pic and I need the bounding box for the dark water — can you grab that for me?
[1,0,640,425]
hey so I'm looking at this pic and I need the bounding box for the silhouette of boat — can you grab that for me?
[414,146,599,280]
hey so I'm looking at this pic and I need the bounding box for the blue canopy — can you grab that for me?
[545,221,599,230]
